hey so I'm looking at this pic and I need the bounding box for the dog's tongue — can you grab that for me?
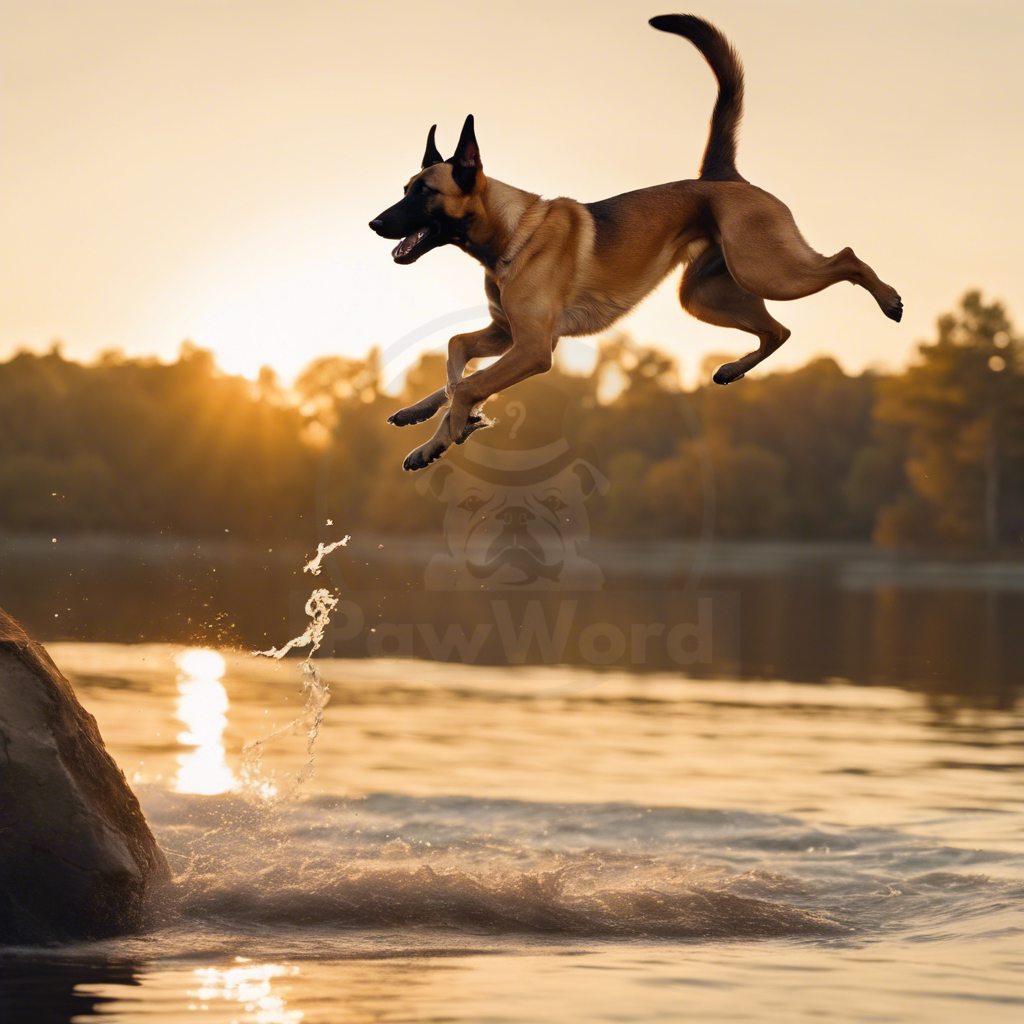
[392,228,429,260]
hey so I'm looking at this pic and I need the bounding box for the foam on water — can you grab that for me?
[111,788,1021,957]
[146,793,840,946]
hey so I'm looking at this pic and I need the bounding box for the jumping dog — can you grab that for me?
[370,14,902,471]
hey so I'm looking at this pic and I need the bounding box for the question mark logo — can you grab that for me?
[505,400,527,439]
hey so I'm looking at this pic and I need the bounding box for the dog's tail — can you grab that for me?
[649,14,745,182]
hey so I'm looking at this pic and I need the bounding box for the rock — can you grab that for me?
[0,605,170,943]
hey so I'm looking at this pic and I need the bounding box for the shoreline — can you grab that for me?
[3,531,1024,591]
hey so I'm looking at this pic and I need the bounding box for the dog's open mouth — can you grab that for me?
[392,226,438,265]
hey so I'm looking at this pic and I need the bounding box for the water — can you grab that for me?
[4,534,1023,701]
[1,645,1021,1022]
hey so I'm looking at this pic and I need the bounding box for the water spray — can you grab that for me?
[242,536,349,801]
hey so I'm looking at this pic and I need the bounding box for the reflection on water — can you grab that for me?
[174,648,235,795]
[192,961,302,1024]
[3,535,1023,704]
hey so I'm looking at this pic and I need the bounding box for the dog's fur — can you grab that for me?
[370,14,902,472]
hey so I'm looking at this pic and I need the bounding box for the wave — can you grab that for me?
[128,789,1024,947]
[163,859,842,940]
[137,790,847,941]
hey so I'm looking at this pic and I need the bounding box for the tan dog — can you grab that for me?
[370,14,902,471]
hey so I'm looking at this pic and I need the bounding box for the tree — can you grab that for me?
[875,292,1024,548]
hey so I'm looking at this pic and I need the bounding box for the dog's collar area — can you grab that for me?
[450,214,474,249]
[457,235,499,271]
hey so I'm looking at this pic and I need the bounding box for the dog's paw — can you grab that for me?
[403,441,447,472]
[884,296,903,323]
[713,364,746,386]
[388,404,436,427]
[876,285,903,323]
[455,413,494,445]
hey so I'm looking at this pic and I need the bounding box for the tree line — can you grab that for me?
[1,292,1020,551]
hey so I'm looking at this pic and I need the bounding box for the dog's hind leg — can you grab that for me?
[680,246,791,385]
[388,320,511,426]
[715,196,903,322]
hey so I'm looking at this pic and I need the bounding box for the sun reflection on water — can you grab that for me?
[174,648,236,795]
[192,961,302,1023]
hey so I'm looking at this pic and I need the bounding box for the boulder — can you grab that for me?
[0,605,170,943]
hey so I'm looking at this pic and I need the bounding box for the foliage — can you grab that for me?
[875,292,1024,547]
[0,293,1019,551]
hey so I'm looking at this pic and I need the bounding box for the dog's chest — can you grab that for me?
[557,294,634,337]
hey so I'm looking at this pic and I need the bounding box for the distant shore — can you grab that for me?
[4,531,1024,592]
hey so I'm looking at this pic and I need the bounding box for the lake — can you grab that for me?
[1,537,1022,1021]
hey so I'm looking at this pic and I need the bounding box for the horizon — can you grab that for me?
[1,284,1015,398]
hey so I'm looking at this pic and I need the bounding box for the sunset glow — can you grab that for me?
[3,1,1021,384]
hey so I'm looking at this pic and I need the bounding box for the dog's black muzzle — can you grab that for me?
[369,196,444,265]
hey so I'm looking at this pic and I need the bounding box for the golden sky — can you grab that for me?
[3,0,1022,386]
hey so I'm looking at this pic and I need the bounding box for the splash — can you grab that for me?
[157,793,848,941]
[254,588,339,661]
[242,538,347,802]
[303,535,350,577]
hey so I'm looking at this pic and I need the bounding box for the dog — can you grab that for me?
[370,14,902,472]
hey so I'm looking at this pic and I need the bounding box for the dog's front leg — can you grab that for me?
[388,320,511,428]
[400,387,492,472]
[402,312,555,471]
[446,321,513,392]
[387,385,448,427]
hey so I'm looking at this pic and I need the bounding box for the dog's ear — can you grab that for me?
[421,124,443,169]
[415,462,454,500]
[450,114,482,192]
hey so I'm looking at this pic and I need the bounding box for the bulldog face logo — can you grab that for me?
[418,418,609,590]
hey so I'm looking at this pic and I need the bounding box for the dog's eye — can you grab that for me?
[541,496,568,513]
[458,496,485,512]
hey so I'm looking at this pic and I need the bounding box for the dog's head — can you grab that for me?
[369,116,485,265]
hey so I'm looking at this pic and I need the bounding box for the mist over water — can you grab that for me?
[138,786,1022,952]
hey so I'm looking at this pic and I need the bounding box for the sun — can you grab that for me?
[181,251,356,382]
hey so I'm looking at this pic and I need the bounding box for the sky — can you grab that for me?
[3,0,1022,388]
